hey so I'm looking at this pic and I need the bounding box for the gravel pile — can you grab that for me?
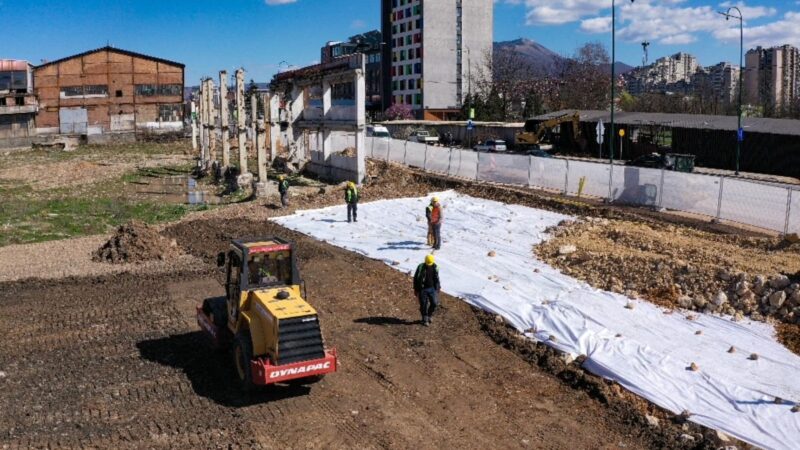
[535,217,800,352]
[93,221,181,264]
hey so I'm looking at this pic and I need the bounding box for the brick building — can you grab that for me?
[33,46,184,136]
[0,59,38,141]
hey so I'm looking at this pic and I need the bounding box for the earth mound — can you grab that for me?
[93,221,180,264]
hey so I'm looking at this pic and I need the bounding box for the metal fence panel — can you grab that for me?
[661,171,721,218]
[567,160,611,198]
[425,146,451,174]
[720,179,789,232]
[529,157,568,192]
[404,141,427,168]
[610,165,663,207]
[787,189,799,234]
[477,152,530,185]
[388,139,407,163]
[449,148,478,179]
[370,137,390,160]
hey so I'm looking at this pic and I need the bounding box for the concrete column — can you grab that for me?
[190,99,198,153]
[322,79,332,119]
[235,68,248,174]
[257,117,268,182]
[199,82,207,166]
[207,79,217,167]
[288,85,305,161]
[250,93,258,156]
[269,93,280,162]
[219,70,230,169]
[354,66,367,184]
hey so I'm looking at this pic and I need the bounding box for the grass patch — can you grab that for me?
[0,189,199,246]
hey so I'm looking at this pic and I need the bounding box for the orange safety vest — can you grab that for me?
[430,205,442,224]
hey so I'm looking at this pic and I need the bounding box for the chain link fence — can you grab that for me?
[367,137,800,235]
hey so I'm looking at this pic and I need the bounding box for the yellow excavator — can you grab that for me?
[516,111,582,150]
[197,237,337,391]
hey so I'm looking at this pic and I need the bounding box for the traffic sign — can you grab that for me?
[467,119,474,131]
[596,120,605,145]
[737,127,744,142]
[619,129,625,137]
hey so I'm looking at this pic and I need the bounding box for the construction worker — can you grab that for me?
[425,199,434,246]
[429,197,443,250]
[345,181,359,222]
[278,175,289,208]
[413,254,441,326]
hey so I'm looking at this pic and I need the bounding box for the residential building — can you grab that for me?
[692,62,740,103]
[33,46,185,136]
[0,60,38,140]
[381,0,493,120]
[744,45,800,113]
[624,52,699,95]
[320,30,384,118]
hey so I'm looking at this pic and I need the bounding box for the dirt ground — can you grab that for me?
[0,160,772,449]
[0,218,700,449]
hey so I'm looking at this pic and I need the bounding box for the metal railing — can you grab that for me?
[367,137,799,235]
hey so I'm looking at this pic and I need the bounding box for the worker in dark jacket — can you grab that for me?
[429,197,443,250]
[345,181,359,222]
[278,175,289,208]
[413,254,441,326]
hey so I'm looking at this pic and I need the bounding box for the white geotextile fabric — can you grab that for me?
[273,191,800,450]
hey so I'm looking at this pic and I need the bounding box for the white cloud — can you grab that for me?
[265,0,297,5]
[714,11,800,49]
[508,0,796,48]
[718,1,777,20]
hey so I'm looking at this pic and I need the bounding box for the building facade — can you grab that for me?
[624,52,699,95]
[381,0,493,120]
[320,31,384,118]
[0,60,38,140]
[33,46,184,136]
[692,62,740,103]
[744,45,800,114]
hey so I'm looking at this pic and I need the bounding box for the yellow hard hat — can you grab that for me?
[425,254,435,266]
[348,181,355,188]
[279,174,286,180]
[431,196,439,204]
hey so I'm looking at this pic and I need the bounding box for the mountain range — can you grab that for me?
[494,38,634,77]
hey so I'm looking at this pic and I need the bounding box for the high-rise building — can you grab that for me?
[380,0,493,120]
[624,52,699,95]
[692,62,740,103]
[744,45,800,113]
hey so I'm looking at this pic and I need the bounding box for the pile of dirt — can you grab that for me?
[535,217,800,354]
[93,220,181,264]
[337,147,357,157]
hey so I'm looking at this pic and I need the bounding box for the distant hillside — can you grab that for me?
[494,38,634,77]
[494,38,564,76]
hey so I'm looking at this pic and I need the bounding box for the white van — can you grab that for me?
[367,125,391,140]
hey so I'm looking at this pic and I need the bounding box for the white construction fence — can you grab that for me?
[367,137,800,235]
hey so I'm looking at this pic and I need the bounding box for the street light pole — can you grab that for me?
[610,0,635,167]
[719,7,743,175]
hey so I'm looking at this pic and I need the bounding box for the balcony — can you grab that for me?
[0,104,38,115]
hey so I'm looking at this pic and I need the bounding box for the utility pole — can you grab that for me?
[610,0,636,169]
[719,7,744,175]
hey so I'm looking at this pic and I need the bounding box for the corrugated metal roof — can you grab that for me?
[35,46,185,70]
[0,60,32,71]
[531,110,800,137]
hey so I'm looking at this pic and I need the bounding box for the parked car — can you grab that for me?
[367,125,391,140]
[525,148,553,158]
[626,153,695,172]
[408,130,439,144]
[474,140,508,152]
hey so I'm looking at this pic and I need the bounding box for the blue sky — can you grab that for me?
[2,0,798,83]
